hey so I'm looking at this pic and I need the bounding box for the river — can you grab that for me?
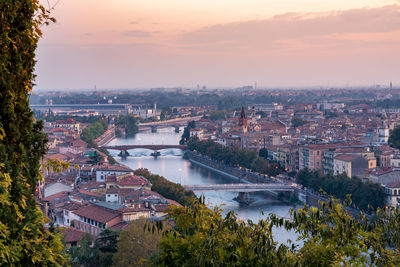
[106,127,298,244]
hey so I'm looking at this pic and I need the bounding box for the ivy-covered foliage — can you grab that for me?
[0,1,65,265]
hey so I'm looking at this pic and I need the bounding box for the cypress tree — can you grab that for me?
[0,1,65,265]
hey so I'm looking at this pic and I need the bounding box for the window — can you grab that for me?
[395,189,398,195]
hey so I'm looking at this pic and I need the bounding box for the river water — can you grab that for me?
[106,127,297,244]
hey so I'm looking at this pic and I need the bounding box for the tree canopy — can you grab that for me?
[389,127,400,150]
[112,218,164,267]
[0,1,65,265]
[152,197,400,266]
[134,168,196,206]
[188,138,282,176]
[291,117,307,127]
[296,169,385,211]
[115,115,139,137]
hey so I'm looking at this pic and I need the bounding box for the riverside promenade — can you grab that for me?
[186,151,275,184]
[95,125,116,146]
[185,151,339,206]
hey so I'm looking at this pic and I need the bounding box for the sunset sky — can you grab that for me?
[36,0,400,90]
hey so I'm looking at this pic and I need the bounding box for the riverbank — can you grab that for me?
[105,130,302,225]
[186,151,272,184]
[186,151,298,204]
[95,125,116,146]
[185,151,335,207]
[188,157,243,182]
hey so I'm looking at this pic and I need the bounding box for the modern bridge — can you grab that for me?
[138,115,203,127]
[138,116,203,132]
[184,183,294,193]
[184,183,294,204]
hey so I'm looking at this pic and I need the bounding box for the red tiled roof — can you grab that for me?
[117,174,151,187]
[369,167,396,176]
[56,118,77,124]
[77,189,103,197]
[43,191,71,202]
[334,154,362,162]
[73,204,120,223]
[386,181,400,188]
[106,174,117,183]
[166,199,182,207]
[60,227,87,243]
[153,204,170,212]
[97,164,133,172]
[110,221,129,231]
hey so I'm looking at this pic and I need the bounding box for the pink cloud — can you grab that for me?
[179,5,400,45]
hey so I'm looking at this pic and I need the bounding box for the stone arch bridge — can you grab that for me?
[101,145,188,156]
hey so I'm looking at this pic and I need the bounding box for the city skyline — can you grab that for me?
[36,0,400,90]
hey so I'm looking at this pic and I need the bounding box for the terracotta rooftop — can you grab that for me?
[386,181,400,188]
[334,154,362,162]
[110,221,129,231]
[117,174,151,187]
[77,189,103,198]
[369,167,398,176]
[97,164,133,172]
[73,204,120,223]
[55,118,77,124]
[60,227,87,244]
[43,191,71,202]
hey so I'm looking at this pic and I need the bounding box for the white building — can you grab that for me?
[385,182,400,207]
[378,121,389,144]
[190,128,204,140]
[95,164,134,182]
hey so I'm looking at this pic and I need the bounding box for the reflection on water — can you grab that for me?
[107,127,297,244]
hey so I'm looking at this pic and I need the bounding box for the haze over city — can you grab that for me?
[36,0,400,90]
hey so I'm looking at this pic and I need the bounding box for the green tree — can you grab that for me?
[115,115,138,137]
[208,110,227,121]
[180,121,195,145]
[188,138,282,177]
[153,198,400,266]
[0,1,65,265]
[69,233,99,267]
[291,117,307,127]
[389,127,400,149]
[296,169,385,211]
[112,218,164,267]
[259,148,268,159]
[134,168,195,206]
[152,198,298,266]
[160,107,172,120]
[80,118,108,145]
